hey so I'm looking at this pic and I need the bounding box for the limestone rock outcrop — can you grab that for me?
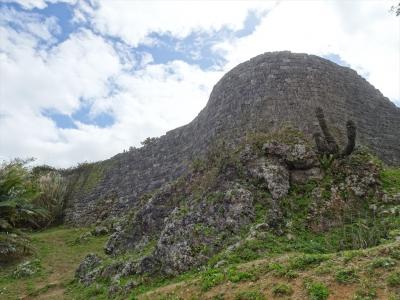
[76,127,389,286]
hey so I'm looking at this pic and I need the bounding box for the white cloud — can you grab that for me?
[1,8,123,116]
[0,58,222,167]
[75,0,275,46]
[0,7,223,167]
[0,1,399,168]
[112,60,222,131]
[0,0,77,10]
[0,8,125,166]
[213,0,400,104]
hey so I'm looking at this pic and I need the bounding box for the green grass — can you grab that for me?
[0,226,108,299]
[288,254,330,270]
[234,290,266,300]
[380,168,400,195]
[272,283,293,296]
[387,271,400,287]
[369,257,397,270]
[1,152,397,299]
[353,279,377,300]
[200,268,225,291]
[304,280,330,300]
[335,268,358,284]
[267,262,288,277]
[226,267,255,283]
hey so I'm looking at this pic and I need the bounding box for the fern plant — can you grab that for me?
[0,159,48,259]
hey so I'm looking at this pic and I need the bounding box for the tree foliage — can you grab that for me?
[0,159,46,230]
[0,159,66,260]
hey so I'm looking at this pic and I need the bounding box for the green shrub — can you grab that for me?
[354,289,377,300]
[289,254,329,270]
[304,280,330,300]
[0,159,70,260]
[0,159,45,229]
[389,248,400,260]
[285,270,299,278]
[227,267,255,283]
[387,271,400,287]
[266,262,295,278]
[369,257,396,270]
[335,268,358,284]
[354,280,377,300]
[342,250,363,263]
[229,246,259,263]
[272,283,293,296]
[267,262,285,275]
[200,268,224,291]
[0,159,48,259]
[234,290,265,300]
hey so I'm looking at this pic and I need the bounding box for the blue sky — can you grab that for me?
[0,0,399,167]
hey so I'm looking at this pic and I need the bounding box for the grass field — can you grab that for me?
[0,226,107,299]
[1,226,398,299]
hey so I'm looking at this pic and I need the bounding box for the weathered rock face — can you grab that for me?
[83,130,324,280]
[64,51,400,225]
[77,129,390,285]
[75,253,102,286]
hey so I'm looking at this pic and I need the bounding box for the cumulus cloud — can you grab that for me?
[213,0,400,103]
[0,58,222,166]
[1,11,123,116]
[0,7,122,165]
[75,0,274,46]
[0,0,398,168]
[0,6,224,167]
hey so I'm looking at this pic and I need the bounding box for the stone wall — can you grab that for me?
[63,51,400,225]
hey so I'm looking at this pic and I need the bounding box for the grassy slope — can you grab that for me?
[0,228,399,299]
[0,227,108,299]
[139,241,400,300]
[0,163,399,299]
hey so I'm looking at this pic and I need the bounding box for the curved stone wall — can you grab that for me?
[63,51,400,225]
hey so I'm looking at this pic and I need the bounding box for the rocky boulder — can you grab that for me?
[75,254,102,286]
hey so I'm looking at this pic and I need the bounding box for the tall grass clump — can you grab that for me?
[33,171,66,226]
